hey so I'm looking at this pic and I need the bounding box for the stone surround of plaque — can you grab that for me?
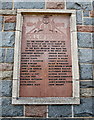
[12,10,80,104]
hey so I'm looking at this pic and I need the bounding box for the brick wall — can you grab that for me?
[0,0,94,120]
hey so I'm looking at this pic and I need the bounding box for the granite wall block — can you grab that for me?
[66,2,92,10]
[78,49,93,63]
[77,32,92,48]
[0,48,5,63]
[4,23,16,31]
[5,48,14,63]
[48,105,72,117]
[2,98,24,117]
[74,97,94,117]
[79,64,93,80]
[0,80,12,97]
[14,1,45,9]
[1,2,12,10]
[1,32,15,47]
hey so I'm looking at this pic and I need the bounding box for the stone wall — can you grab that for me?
[0,0,94,120]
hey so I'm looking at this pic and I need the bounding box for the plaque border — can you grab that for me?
[12,9,80,104]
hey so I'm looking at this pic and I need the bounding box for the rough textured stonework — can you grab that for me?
[1,98,23,117]
[77,25,94,32]
[74,97,94,117]
[4,23,16,31]
[1,71,13,80]
[1,2,13,10]
[0,48,5,63]
[46,0,65,9]
[48,105,72,117]
[80,64,93,80]
[66,2,92,10]
[78,49,93,63]
[83,10,89,17]
[1,32,15,47]
[2,118,92,120]
[0,22,2,31]
[14,0,45,9]
[77,32,93,47]
[0,63,13,71]
[25,106,47,117]
[90,11,94,17]
[76,10,82,25]
[4,16,16,23]
[0,0,94,120]
[0,80,12,97]
[80,81,94,88]
[0,16,3,22]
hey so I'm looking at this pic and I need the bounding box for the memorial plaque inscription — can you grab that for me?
[20,14,73,97]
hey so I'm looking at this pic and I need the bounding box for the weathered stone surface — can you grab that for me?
[0,1,1,9]
[1,32,15,47]
[46,0,65,9]
[6,48,14,63]
[0,22,2,31]
[0,80,12,97]
[0,98,1,116]
[0,32,2,46]
[66,2,92,10]
[0,16,3,22]
[48,105,72,117]
[76,10,82,25]
[84,18,94,25]
[1,2,12,9]
[92,51,94,63]
[0,71,12,80]
[80,88,93,97]
[80,81,94,88]
[77,25,94,33]
[0,31,3,37]
[92,34,94,48]
[78,49,93,63]
[0,48,5,63]
[0,118,91,120]
[2,98,23,117]
[77,32,92,48]
[4,23,16,31]
[0,81,2,96]
[4,16,16,23]
[14,1,45,9]
[74,97,94,117]
[83,10,89,17]
[25,105,47,117]
[79,64,93,80]
[0,10,17,15]
[0,63,13,71]
[90,11,94,17]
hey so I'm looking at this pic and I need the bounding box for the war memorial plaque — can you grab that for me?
[20,14,72,97]
[12,10,80,104]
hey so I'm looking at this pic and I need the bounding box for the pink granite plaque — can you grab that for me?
[19,14,73,97]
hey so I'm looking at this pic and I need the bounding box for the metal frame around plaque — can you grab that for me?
[12,9,80,104]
